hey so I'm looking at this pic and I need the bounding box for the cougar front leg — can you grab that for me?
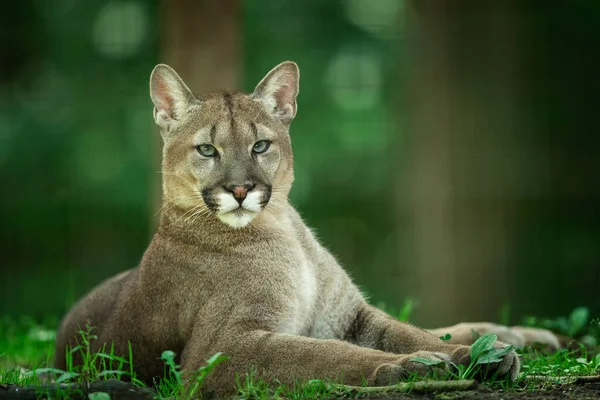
[347,304,520,381]
[181,326,461,395]
[428,323,560,351]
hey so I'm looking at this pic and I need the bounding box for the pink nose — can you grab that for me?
[232,186,248,200]
[224,183,256,205]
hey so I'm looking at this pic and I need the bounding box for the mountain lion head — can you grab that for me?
[150,62,299,229]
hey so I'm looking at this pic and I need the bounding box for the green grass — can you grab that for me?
[520,346,600,380]
[1,308,598,399]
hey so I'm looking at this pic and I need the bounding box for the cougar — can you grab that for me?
[55,61,559,394]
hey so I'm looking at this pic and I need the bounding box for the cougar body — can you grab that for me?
[56,61,556,394]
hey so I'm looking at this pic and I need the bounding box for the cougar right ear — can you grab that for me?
[150,64,197,131]
[252,61,299,125]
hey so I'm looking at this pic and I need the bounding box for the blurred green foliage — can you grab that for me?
[1,0,159,316]
[1,0,598,324]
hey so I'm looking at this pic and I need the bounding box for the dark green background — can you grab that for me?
[1,0,598,327]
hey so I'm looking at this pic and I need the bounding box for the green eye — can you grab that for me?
[196,144,217,157]
[252,140,270,154]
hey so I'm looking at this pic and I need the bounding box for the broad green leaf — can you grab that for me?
[439,333,452,341]
[88,392,111,400]
[470,334,497,360]
[569,307,589,336]
[409,357,445,366]
[476,346,515,365]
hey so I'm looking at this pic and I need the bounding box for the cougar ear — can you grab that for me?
[252,61,299,125]
[150,64,197,131]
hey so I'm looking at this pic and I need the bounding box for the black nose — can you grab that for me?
[224,183,256,205]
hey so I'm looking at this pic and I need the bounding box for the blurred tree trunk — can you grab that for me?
[404,0,526,327]
[151,0,241,227]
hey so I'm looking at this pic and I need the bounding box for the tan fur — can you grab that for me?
[54,61,533,395]
[428,324,560,352]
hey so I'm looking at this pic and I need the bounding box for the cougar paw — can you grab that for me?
[464,323,561,351]
[460,322,526,348]
[452,342,520,381]
[510,326,561,351]
[482,342,520,381]
[372,351,453,385]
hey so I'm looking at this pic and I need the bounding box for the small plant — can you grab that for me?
[235,369,275,399]
[88,392,111,400]
[376,298,417,323]
[523,306,599,346]
[411,334,515,380]
[461,334,516,379]
[397,298,415,322]
[158,350,228,399]
[45,324,144,386]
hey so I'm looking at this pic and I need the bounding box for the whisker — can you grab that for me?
[156,194,204,216]
[186,206,214,225]
[181,204,204,222]
[189,208,213,226]
[180,197,216,225]
[265,199,286,213]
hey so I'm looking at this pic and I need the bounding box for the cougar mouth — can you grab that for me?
[201,186,272,228]
[217,207,259,229]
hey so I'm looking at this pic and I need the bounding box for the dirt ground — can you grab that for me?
[369,382,600,400]
[2,381,599,399]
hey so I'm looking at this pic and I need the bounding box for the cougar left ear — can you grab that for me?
[150,64,198,131]
[252,61,299,125]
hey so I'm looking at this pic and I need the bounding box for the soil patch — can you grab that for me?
[2,380,599,399]
[368,382,600,400]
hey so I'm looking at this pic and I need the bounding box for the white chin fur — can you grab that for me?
[217,209,258,229]
[217,193,242,214]
[215,191,264,228]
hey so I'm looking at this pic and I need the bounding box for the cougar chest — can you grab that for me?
[276,253,317,336]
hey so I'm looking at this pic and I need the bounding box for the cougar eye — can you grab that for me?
[196,144,217,157]
[252,140,270,154]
